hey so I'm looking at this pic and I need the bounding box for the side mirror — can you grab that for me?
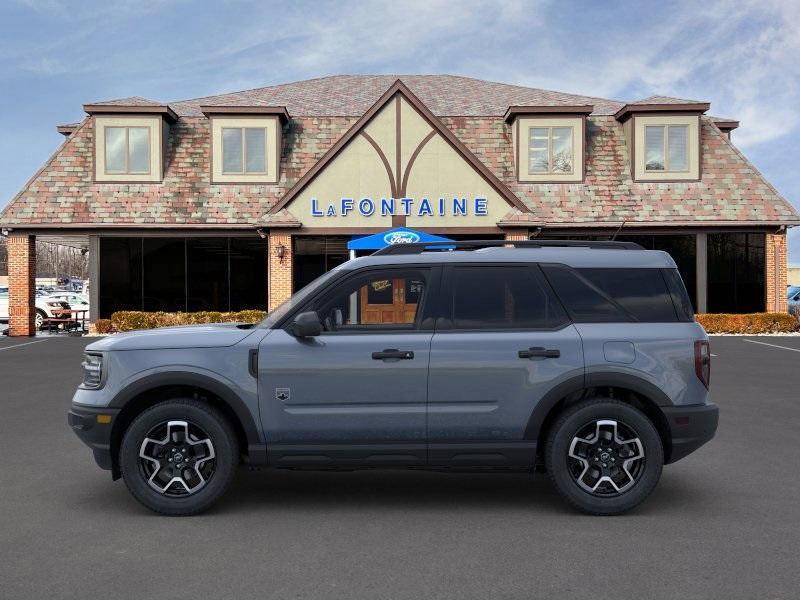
[291,311,322,338]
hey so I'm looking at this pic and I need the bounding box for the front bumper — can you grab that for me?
[68,404,120,471]
[662,402,719,464]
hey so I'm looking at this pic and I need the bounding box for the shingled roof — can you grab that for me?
[0,75,796,229]
[168,74,626,117]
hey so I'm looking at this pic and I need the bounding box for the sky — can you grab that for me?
[1,0,798,259]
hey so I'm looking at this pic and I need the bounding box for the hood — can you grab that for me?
[86,323,257,351]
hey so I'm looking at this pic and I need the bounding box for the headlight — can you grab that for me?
[81,353,104,389]
[46,301,61,307]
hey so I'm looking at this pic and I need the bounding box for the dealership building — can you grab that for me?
[1,74,797,335]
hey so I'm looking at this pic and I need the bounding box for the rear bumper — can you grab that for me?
[68,404,120,471]
[662,402,719,464]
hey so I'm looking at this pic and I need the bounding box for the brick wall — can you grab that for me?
[504,230,529,241]
[765,233,788,313]
[7,234,36,336]
[268,231,294,311]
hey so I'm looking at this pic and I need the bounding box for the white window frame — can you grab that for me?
[104,126,152,175]
[516,116,584,183]
[632,114,699,182]
[94,115,163,183]
[527,126,575,176]
[210,116,279,184]
[644,124,689,173]
[221,127,268,175]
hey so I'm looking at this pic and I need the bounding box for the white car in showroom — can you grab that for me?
[0,286,73,329]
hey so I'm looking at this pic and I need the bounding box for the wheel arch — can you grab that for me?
[527,373,673,465]
[108,371,265,480]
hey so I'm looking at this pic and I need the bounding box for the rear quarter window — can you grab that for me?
[542,265,681,323]
[577,268,678,322]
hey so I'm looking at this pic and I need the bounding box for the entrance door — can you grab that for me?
[258,266,438,467]
[360,277,423,324]
[427,265,584,467]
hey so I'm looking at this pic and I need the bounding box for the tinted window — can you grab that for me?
[577,268,677,322]
[448,266,567,330]
[312,269,430,331]
[541,265,626,322]
[662,268,694,321]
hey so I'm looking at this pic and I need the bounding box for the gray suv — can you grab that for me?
[68,240,718,515]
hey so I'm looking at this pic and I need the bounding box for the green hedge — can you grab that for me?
[110,310,266,332]
[695,313,799,334]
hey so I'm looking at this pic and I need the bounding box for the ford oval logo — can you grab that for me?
[384,231,421,245]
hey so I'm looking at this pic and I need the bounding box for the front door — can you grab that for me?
[258,266,438,467]
[360,277,423,324]
[427,264,584,467]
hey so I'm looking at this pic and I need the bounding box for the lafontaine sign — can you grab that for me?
[311,196,488,218]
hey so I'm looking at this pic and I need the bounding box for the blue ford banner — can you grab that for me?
[347,227,454,250]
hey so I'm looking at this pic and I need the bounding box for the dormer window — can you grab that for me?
[84,101,175,183]
[615,100,707,182]
[644,124,688,172]
[105,126,151,174]
[92,116,164,182]
[528,126,574,174]
[505,105,590,184]
[222,127,268,174]
[201,106,289,184]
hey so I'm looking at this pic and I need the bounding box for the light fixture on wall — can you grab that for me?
[275,243,286,264]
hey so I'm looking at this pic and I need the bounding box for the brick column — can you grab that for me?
[504,229,529,242]
[8,234,36,336]
[268,231,293,311]
[765,232,788,313]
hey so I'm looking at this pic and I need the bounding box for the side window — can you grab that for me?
[448,266,568,330]
[311,269,430,332]
[662,268,695,321]
[541,265,628,323]
[577,268,678,322]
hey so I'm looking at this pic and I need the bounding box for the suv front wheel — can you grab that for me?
[120,399,239,515]
[545,398,663,515]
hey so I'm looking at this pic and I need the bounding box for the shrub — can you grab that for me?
[110,310,267,332]
[93,319,114,334]
[695,312,799,334]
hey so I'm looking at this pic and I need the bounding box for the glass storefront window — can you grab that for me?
[98,237,267,317]
[707,233,765,313]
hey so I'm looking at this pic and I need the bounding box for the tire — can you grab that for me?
[545,398,663,515]
[35,309,46,330]
[120,399,239,516]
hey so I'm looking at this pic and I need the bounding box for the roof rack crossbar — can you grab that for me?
[372,239,644,255]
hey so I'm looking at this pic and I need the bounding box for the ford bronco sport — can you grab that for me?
[68,240,718,515]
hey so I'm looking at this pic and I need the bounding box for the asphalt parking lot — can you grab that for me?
[1,335,799,599]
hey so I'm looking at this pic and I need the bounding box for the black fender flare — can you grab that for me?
[108,370,263,448]
[523,371,674,440]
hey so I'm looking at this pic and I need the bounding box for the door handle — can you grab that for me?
[372,349,414,360]
[518,347,560,359]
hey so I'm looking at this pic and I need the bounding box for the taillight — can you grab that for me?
[694,340,710,389]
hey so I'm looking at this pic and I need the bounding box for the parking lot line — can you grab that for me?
[0,339,49,352]
[742,338,800,353]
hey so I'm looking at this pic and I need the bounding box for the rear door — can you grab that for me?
[427,264,584,467]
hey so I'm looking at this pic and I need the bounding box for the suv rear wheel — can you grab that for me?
[120,399,239,515]
[545,398,663,515]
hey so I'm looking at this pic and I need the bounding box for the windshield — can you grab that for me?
[260,267,343,328]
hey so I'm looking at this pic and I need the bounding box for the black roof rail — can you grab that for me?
[372,239,644,256]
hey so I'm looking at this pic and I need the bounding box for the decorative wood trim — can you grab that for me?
[399,130,436,197]
[268,79,529,215]
[360,131,398,199]
[504,104,593,122]
[83,103,178,122]
[200,105,290,122]
[614,102,709,122]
